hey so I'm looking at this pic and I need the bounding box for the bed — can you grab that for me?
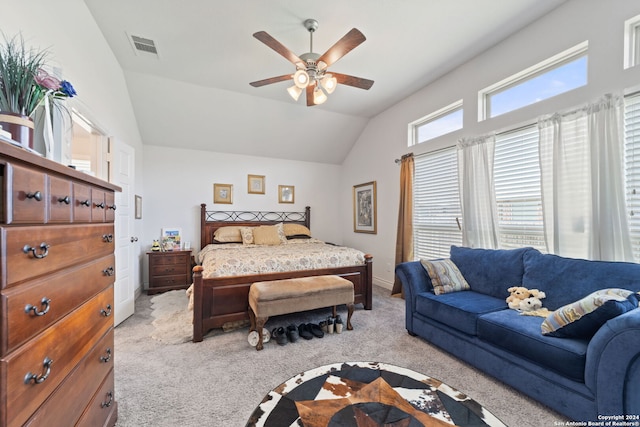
[191,204,373,342]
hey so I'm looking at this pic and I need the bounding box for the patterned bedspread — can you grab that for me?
[197,239,366,278]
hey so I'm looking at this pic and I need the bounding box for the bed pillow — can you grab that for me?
[253,225,285,245]
[213,226,242,243]
[541,289,640,338]
[420,258,470,295]
[240,227,254,245]
[283,223,311,238]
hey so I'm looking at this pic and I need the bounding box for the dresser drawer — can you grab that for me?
[73,182,92,222]
[76,368,117,427]
[48,175,73,223]
[151,262,188,276]
[0,224,115,289]
[0,254,115,356]
[7,163,46,224]
[0,286,113,427]
[149,273,188,288]
[152,253,189,266]
[23,329,114,427]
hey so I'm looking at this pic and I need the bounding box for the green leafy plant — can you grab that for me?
[0,34,75,117]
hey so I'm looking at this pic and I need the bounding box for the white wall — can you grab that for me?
[341,0,640,289]
[141,145,342,287]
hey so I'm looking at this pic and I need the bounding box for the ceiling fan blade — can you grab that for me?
[249,74,292,87]
[306,85,315,106]
[253,31,305,68]
[317,28,366,67]
[332,72,374,90]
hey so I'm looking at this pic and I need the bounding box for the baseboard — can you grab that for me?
[373,275,393,291]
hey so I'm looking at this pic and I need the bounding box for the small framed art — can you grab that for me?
[161,227,182,251]
[135,195,142,219]
[278,185,295,203]
[248,174,265,194]
[213,183,233,204]
[353,181,377,234]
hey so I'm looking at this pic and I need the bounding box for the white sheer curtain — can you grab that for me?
[538,94,633,261]
[457,135,498,248]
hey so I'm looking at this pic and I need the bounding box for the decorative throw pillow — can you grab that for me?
[240,227,254,245]
[541,289,640,338]
[252,225,283,245]
[275,223,288,244]
[213,226,242,243]
[420,258,470,295]
[283,223,311,237]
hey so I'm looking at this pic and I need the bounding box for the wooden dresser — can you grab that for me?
[0,141,121,427]
[147,250,192,295]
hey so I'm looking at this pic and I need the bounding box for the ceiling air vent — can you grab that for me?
[129,34,159,56]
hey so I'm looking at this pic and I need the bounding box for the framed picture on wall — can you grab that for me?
[353,181,377,234]
[248,174,265,194]
[213,183,233,204]
[278,185,295,203]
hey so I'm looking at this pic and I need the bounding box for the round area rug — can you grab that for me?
[245,361,506,427]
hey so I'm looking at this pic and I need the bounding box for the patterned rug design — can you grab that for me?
[246,362,506,427]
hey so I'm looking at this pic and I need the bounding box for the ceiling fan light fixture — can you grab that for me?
[313,86,328,105]
[287,85,303,101]
[321,74,337,94]
[293,69,310,88]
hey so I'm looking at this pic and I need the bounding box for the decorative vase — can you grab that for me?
[0,112,34,149]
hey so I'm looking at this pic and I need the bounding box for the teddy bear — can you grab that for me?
[506,286,534,309]
[518,291,551,317]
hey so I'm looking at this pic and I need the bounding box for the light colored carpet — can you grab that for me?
[114,285,564,426]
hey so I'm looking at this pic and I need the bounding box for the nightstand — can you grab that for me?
[147,250,192,295]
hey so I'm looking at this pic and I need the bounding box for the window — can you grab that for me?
[494,126,546,251]
[624,92,640,262]
[480,42,588,120]
[413,148,462,260]
[409,101,463,146]
[624,15,640,69]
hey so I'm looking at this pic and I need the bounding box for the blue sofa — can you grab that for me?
[395,246,640,422]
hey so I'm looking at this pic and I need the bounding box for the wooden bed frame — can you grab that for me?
[192,204,373,342]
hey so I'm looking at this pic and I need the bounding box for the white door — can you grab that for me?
[111,138,136,326]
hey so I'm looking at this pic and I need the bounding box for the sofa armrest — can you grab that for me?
[585,308,640,417]
[395,261,432,333]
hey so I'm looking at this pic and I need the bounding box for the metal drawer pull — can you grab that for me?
[24,357,53,384]
[25,297,51,316]
[101,391,114,408]
[58,196,70,204]
[100,304,112,317]
[107,204,117,211]
[26,191,43,201]
[103,266,115,276]
[80,199,90,207]
[23,243,50,259]
[94,202,105,209]
[100,348,112,363]
[102,234,113,243]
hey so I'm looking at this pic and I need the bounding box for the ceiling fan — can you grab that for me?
[249,19,374,106]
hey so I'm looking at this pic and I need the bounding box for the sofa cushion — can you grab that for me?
[478,310,588,381]
[420,259,470,295]
[416,290,507,335]
[522,251,640,310]
[541,289,640,338]
[449,246,532,298]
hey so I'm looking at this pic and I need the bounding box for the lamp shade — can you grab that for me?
[313,86,327,104]
[287,85,302,101]
[293,69,310,89]
[321,74,337,94]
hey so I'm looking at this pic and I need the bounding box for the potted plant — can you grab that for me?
[0,33,76,149]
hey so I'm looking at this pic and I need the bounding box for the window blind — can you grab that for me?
[625,93,640,262]
[494,126,546,250]
[413,148,462,259]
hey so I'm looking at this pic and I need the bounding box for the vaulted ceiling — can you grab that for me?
[84,0,565,164]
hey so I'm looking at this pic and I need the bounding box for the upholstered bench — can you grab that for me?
[248,275,355,350]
